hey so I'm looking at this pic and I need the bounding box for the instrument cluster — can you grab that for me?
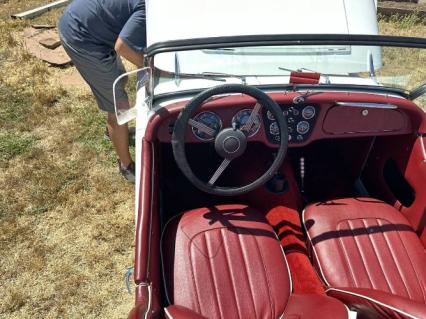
[263,104,318,144]
[191,109,261,141]
[191,104,318,144]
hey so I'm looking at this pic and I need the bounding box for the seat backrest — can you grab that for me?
[162,205,292,319]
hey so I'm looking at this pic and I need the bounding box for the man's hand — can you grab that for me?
[115,37,144,67]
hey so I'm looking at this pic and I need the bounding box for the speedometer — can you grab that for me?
[191,111,222,141]
[232,109,261,137]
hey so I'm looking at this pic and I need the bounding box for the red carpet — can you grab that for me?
[239,160,325,294]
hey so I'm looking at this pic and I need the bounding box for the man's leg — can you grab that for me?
[107,112,132,167]
[59,38,134,179]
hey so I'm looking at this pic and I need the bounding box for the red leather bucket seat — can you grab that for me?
[161,204,348,319]
[303,197,426,319]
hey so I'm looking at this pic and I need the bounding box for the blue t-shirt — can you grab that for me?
[59,0,146,55]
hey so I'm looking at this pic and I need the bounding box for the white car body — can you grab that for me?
[114,0,380,219]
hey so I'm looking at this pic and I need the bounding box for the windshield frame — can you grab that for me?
[146,34,426,102]
[146,34,426,57]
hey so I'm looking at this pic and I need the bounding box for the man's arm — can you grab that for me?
[115,37,144,67]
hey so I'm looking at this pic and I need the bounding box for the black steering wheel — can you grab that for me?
[172,84,288,196]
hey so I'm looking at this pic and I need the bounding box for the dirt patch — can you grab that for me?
[60,68,90,90]
[23,27,71,66]
[378,1,426,18]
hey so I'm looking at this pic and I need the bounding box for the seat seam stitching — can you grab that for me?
[237,232,258,318]
[188,234,203,314]
[337,225,358,287]
[221,229,242,319]
[347,219,375,289]
[253,234,274,318]
[394,224,426,303]
[362,218,394,294]
[377,219,412,300]
[202,232,221,316]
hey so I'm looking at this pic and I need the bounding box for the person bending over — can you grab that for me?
[59,0,146,182]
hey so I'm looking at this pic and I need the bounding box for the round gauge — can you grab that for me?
[296,121,310,135]
[302,105,316,120]
[191,111,222,141]
[267,110,275,121]
[232,109,261,137]
[269,122,279,135]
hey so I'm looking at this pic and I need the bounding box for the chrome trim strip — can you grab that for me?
[137,283,152,319]
[419,135,426,163]
[326,288,419,319]
[164,307,173,319]
[335,102,398,109]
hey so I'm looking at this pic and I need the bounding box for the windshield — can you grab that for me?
[153,44,425,96]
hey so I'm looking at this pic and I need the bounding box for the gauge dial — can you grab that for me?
[302,105,316,120]
[296,121,310,135]
[267,110,275,121]
[232,109,261,137]
[269,122,279,136]
[191,111,222,141]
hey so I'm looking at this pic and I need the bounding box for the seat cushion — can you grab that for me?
[162,205,292,319]
[283,294,350,319]
[303,197,426,318]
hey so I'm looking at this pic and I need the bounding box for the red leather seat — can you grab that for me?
[303,197,426,319]
[162,204,348,319]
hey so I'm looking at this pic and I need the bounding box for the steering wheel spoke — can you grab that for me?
[208,158,232,185]
[241,102,262,133]
[188,118,216,137]
[172,84,288,196]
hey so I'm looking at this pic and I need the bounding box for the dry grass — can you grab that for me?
[0,2,425,319]
[1,3,134,319]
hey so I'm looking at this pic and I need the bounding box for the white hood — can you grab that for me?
[146,0,378,47]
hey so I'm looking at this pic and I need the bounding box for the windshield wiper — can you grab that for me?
[172,71,248,85]
[174,53,236,85]
[200,71,247,84]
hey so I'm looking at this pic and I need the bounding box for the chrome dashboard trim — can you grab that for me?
[336,102,398,109]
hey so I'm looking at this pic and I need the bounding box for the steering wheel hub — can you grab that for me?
[172,84,288,196]
[215,128,247,159]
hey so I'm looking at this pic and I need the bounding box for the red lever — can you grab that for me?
[290,71,321,85]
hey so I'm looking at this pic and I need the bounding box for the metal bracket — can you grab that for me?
[125,267,134,294]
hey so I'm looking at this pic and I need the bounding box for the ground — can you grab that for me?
[0,2,425,319]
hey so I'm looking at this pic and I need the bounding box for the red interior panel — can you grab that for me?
[150,91,423,147]
[363,135,426,247]
[323,106,407,134]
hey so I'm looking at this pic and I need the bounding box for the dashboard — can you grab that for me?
[189,104,319,144]
[263,104,318,144]
[154,92,415,147]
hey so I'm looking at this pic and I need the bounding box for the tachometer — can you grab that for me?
[232,109,261,137]
[191,111,222,141]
